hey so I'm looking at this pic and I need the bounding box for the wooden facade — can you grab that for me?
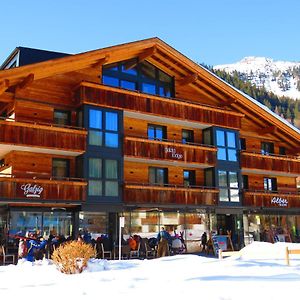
[0,38,300,242]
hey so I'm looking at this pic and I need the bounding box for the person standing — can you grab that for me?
[156,227,171,257]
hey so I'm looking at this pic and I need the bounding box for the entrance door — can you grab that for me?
[216,214,244,250]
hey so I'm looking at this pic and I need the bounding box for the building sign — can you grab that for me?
[271,197,288,207]
[20,183,44,198]
[164,147,183,160]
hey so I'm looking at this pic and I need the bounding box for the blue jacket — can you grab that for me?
[25,239,47,262]
[157,230,171,244]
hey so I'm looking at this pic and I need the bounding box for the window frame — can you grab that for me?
[149,167,168,186]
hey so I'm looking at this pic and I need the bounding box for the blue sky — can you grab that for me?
[1,0,299,66]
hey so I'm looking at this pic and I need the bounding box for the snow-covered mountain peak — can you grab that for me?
[214,57,300,100]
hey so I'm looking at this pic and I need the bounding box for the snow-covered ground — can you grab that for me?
[1,242,300,300]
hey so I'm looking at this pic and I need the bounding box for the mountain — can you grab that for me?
[202,63,300,128]
[214,57,300,100]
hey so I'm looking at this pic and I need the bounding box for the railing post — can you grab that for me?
[286,247,290,266]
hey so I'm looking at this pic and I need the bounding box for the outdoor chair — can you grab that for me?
[0,245,16,265]
[144,240,156,259]
[129,242,141,259]
[101,243,112,259]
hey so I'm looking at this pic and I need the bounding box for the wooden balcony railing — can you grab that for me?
[124,183,218,206]
[240,151,300,175]
[124,136,217,166]
[0,175,87,203]
[75,82,243,129]
[243,190,300,209]
[0,119,87,153]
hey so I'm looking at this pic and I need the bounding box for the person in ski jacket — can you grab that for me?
[25,238,47,262]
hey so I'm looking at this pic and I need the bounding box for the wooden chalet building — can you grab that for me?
[0,38,300,251]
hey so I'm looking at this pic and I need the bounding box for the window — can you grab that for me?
[102,59,174,97]
[148,124,166,141]
[183,170,196,187]
[52,158,70,178]
[264,177,277,192]
[54,110,70,126]
[149,167,168,185]
[279,146,286,155]
[182,129,194,144]
[88,158,119,197]
[216,129,238,161]
[88,108,119,148]
[218,170,239,202]
[242,175,249,190]
[261,142,274,155]
[240,138,246,151]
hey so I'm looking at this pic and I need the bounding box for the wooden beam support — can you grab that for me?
[92,54,110,69]
[124,47,157,70]
[259,125,277,135]
[220,98,237,107]
[0,79,9,95]
[17,73,34,90]
[179,73,198,86]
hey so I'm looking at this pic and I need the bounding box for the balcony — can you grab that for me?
[0,118,87,156]
[243,190,300,209]
[74,82,243,129]
[0,175,87,204]
[124,183,218,206]
[124,136,216,167]
[240,151,300,176]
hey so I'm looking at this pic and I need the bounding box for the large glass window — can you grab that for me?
[218,170,239,202]
[149,167,168,185]
[88,158,119,197]
[216,129,238,162]
[88,108,119,148]
[102,59,174,97]
[148,124,166,141]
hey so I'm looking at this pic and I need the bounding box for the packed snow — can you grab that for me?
[1,242,300,300]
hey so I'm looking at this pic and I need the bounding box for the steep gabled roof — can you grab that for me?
[0,37,299,146]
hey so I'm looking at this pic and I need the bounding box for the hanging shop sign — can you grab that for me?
[270,197,288,207]
[20,183,44,198]
[164,147,183,160]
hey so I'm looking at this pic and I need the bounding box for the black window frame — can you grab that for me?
[261,142,274,155]
[52,158,70,178]
[148,167,168,186]
[53,109,71,126]
[147,124,167,141]
[102,59,175,98]
[218,170,240,203]
[183,170,196,187]
[215,128,238,162]
[182,129,194,144]
[264,177,277,192]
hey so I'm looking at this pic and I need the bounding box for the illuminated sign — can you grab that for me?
[271,197,288,207]
[20,183,44,198]
[164,147,183,160]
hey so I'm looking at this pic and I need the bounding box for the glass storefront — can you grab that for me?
[243,214,300,244]
[122,210,209,253]
[9,211,73,238]
[79,212,109,239]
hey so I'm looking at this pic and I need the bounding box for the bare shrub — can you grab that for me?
[52,241,96,274]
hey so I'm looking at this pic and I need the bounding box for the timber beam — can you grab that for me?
[124,46,157,70]
[179,73,198,86]
[0,79,10,95]
[92,54,110,69]
[259,125,277,135]
[17,73,34,90]
[220,98,238,107]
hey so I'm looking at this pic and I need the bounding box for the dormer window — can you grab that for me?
[102,59,174,97]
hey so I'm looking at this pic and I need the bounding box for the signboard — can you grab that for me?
[164,147,183,160]
[271,197,288,207]
[19,183,44,198]
[211,234,233,256]
[119,216,125,228]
